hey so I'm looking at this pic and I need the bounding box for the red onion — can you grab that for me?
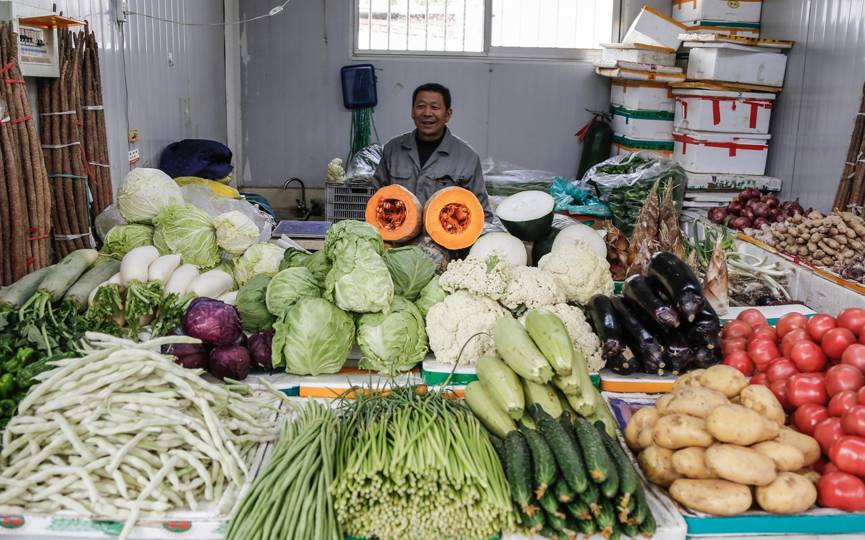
[764,195,780,208]
[753,217,770,229]
[772,212,786,223]
[741,207,755,221]
[708,207,728,224]
[730,216,752,230]
[727,200,744,214]
[752,202,770,218]
[740,188,761,201]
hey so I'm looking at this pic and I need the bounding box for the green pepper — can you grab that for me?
[0,373,15,398]
[0,398,16,416]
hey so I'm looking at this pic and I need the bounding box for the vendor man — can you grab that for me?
[372,83,493,222]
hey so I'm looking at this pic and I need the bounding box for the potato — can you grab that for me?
[740,385,786,427]
[775,428,821,467]
[705,444,777,486]
[666,386,729,418]
[706,404,780,445]
[625,406,659,450]
[670,479,753,516]
[752,441,805,472]
[673,369,705,392]
[653,414,714,449]
[699,365,748,398]
[796,469,822,484]
[639,445,681,487]
[656,393,675,415]
[755,473,817,514]
[672,447,715,479]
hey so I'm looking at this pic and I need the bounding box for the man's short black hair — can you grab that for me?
[412,83,452,109]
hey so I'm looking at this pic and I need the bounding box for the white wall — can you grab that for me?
[237,0,633,187]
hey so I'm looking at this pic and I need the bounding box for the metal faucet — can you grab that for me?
[282,177,310,220]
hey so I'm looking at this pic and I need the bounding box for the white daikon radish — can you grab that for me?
[147,254,182,284]
[88,272,122,306]
[189,269,234,299]
[218,291,238,305]
[120,246,160,286]
[163,264,199,298]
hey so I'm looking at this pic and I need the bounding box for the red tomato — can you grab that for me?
[822,328,857,361]
[777,312,809,338]
[750,326,777,343]
[818,472,865,511]
[823,461,841,474]
[814,417,844,453]
[859,387,865,405]
[808,314,838,343]
[750,372,769,386]
[722,338,748,356]
[722,320,753,340]
[829,436,865,477]
[787,373,828,407]
[838,308,865,337]
[770,379,794,411]
[767,358,799,383]
[842,406,865,437]
[782,328,811,357]
[738,308,768,328]
[794,403,829,436]
[748,339,780,367]
[723,351,754,376]
[841,344,865,372]
[790,340,828,372]
[829,391,859,417]
[825,364,865,396]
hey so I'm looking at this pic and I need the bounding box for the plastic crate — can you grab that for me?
[325,180,375,222]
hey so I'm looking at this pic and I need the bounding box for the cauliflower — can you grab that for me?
[520,303,605,373]
[425,291,512,366]
[439,255,512,300]
[326,158,345,183]
[538,242,614,305]
[501,266,567,311]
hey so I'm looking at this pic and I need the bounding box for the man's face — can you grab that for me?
[412,91,452,141]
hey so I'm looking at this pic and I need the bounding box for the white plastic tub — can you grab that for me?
[673,89,775,133]
[611,106,675,141]
[611,79,676,112]
[672,0,763,24]
[686,45,788,87]
[673,129,770,175]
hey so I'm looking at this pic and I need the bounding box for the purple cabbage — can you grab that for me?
[209,345,252,381]
[161,326,207,357]
[176,353,209,370]
[182,298,242,346]
[248,331,274,370]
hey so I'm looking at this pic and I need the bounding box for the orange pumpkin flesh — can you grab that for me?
[365,185,422,242]
[424,187,484,249]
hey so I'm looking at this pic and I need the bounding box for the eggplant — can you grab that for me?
[606,350,639,376]
[692,345,723,369]
[611,297,665,374]
[622,275,681,329]
[658,329,692,375]
[647,252,705,322]
[692,302,721,338]
[588,295,625,359]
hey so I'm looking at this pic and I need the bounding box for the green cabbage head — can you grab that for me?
[265,267,320,316]
[382,246,436,301]
[324,220,384,260]
[236,274,275,332]
[153,204,219,269]
[213,211,259,255]
[272,297,354,376]
[415,275,447,317]
[101,224,153,257]
[304,250,331,284]
[234,243,285,286]
[357,296,428,375]
[278,248,311,271]
[325,242,393,313]
[117,168,183,224]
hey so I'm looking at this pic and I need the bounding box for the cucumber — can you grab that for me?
[566,499,591,520]
[476,355,524,419]
[610,520,622,540]
[39,249,100,302]
[0,265,53,308]
[489,434,506,464]
[522,379,563,418]
[596,421,638,496]
[638,512,656,537]
[504,430,536,515]
[539,490,563,519]
[573,415,613,483]
[578,475,599,511]
[531,405,587,494]
[577,516,597,536]
[599,448,620,498]
[621,522,639,538]
[543,507,569,535]
[518,507,545,536]
[63,257,121,310]
[588,386,618,438]
[524,309,573,376]
[595,497,616,537]
[539,526,559,540]
[519,424,557,499]
[631,484,650,525]
[553,479,575,503]
[494,317,554,383]
[464,381,517,439]
[616,492,635,524]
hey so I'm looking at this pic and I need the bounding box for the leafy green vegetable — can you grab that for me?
[323,220,384,260]
[278,248,311,270]
[357,296,428,375]
[213,211,259,255]
[265,267,320,317]
[272,297,354,376]
[117,167,184,224]
[382,246,435,301]
[234,243,285,286]
[153,204,219,269]
[304,250,331,284]
[236,274,276,332]
[101,224,154,257]
[325,242,393,313]
[415,275,447,317]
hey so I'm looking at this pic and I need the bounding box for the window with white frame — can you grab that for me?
[355,0,617,57]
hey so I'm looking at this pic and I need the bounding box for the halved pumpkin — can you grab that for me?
[424,187,485,250]
[365,184,423,243]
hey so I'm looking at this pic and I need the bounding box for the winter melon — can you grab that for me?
[469,232,528,266]
[495,191,555,241]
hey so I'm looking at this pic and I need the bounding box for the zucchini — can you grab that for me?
[553,479,575,503]
[523,379,563,418]
[638,512,656,537]
[606,349,639,376]
[494,317,554,383]
[63,257,121,310]
[504,430,536,515]
[573,415,612,483]
[0,265,53,308]
[595,497,616,537]
[557,388,577,417]
[524,309,573,376]
[588,294,625,359]
[464,381,517,439]
[577,517,597,536]
[559,349,597,415]
[587,387,618,438]
[566,499,591,520]
[530,404,587,494]
[595,421,638,496]
[552,350,583,396]
[539,490,564,519]
[623,274,680,329]
[39,249,100,302]
[611,297,665,374]
[647,251,705,322]
[476,355,525,419]
[543,507,569,534]
[519,423,558,499]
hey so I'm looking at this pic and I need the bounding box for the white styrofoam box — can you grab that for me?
[611,79,675,112]
[673,88,775,133]
[623,5,689,51]
[612,133,674,159]
[681,22,761,38]
[672,0,763,24]
[673,129,770,175]
[601,43,677,66]
[687,45,788,87]
[611,105,675,141]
